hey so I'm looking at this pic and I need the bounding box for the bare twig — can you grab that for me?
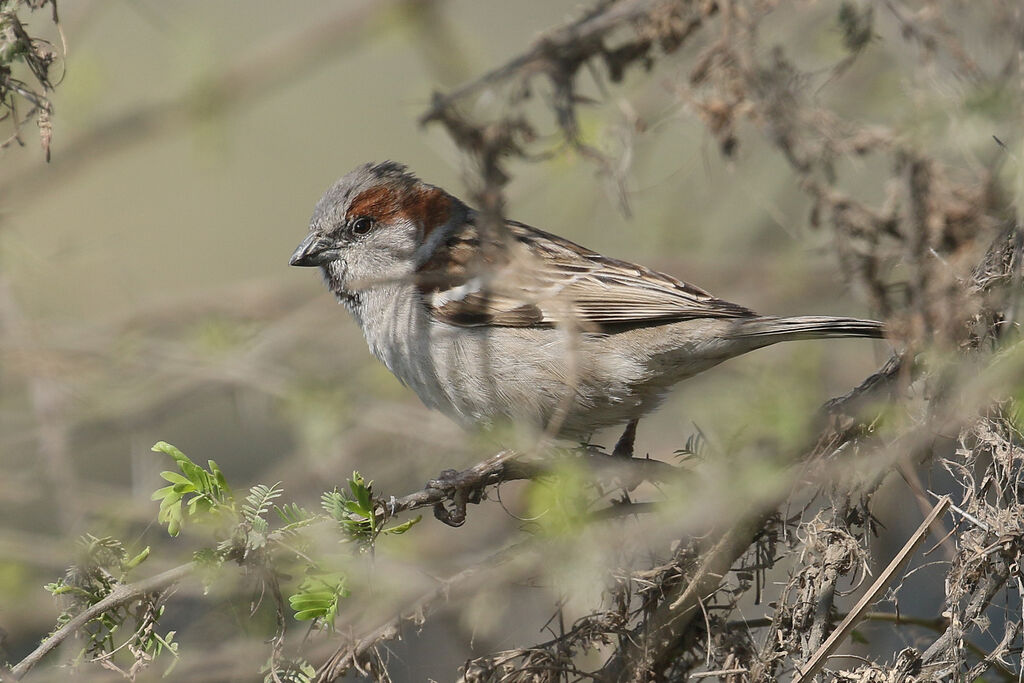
[419,0,677,124]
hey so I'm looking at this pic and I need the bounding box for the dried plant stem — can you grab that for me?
[793,497,951,683]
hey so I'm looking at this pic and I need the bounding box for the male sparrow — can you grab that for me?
[290,162,883,441]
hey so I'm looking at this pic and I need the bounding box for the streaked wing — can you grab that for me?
[416,218,757,329]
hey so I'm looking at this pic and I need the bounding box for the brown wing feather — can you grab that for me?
[418,217,757,329]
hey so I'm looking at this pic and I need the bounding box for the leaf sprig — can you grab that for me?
[151,441,234,536]
[321,472,421,547]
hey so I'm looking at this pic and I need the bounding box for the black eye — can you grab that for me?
[351,216,374,235]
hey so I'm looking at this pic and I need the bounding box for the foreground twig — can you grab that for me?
[314,539,535,682]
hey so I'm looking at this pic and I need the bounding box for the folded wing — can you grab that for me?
[417,218,757,330]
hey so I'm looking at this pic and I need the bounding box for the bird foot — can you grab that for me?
[426,468,485,527]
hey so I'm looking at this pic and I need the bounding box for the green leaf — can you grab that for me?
[151,484,178,502]
[349,472,373,511]
[321,490,345,520]
[288,591,339,607]
[292,609,322,621]
[124,547,150,571]
[192,548,222,567]
[209,460,228,490]
[261,658,315,683]
[344,501,368,516]
[152,441,188,463]
[383,515,422,535]
[158,471,192,486]
[288,573,348,625]
[165,514,182,537]
[243,483,283,525]
[275,502,313,528]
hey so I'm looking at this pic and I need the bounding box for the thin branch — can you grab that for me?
[9,562,195,680]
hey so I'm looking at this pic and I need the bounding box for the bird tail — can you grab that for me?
[730,316,885,345]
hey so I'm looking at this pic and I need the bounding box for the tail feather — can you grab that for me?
[731,316,885,343]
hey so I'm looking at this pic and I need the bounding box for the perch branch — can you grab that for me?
[386,447,681,526]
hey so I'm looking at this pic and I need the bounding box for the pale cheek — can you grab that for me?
[357,228,418,273]
[326,261,345,279]
[320,260,344,289]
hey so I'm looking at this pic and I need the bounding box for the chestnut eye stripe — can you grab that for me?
[346,186,452,237]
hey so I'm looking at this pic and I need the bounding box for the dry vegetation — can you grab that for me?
[0,0,57,158]
[3,0,1024,681]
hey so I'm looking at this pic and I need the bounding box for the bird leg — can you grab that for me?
[612,419,639,458]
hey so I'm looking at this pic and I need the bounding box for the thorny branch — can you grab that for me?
[8,449,675,679]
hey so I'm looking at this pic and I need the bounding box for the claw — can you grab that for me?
[427,469,481,527]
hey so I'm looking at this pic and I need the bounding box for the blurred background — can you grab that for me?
[1,0,1017,680]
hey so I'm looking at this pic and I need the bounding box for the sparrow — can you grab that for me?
[290,162,884,442]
